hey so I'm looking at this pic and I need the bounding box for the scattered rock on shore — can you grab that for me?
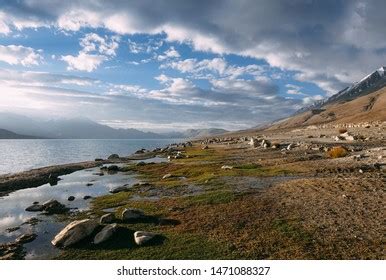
[94,224,117,245]
[25,204,45,212]
[51,219,98,248]
[100,213,115,224]
[68,196,75,201]
[110,185,131,193]
[134,231,157,245]
[121,208,145,220]
[15,233,37,244]
[108,154,119,160]
[42,199,67,214]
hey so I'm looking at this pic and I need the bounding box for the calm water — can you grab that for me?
[0,139,179,175]
[0,160,166,259]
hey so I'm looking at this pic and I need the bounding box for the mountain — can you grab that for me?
[0,128,42,139]
[162,128,229,139]
[268,67,386,129]
[0,112,229,139]
[296,67,386,114]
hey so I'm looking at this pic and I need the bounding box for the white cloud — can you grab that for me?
[286,84,304,95]
[61,33,119,72]
[61,52,105,72]
[0,44,43,66]
[157,46,180,61]
[80,33,120,56]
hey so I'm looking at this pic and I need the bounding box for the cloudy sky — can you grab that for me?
[0,0,385,131]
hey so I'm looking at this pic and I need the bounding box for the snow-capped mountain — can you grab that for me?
[296,66,386,113]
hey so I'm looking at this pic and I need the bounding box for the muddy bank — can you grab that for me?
[0,161,103,196]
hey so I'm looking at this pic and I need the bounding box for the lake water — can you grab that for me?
[0,139,180,175]
[0,164,141,259]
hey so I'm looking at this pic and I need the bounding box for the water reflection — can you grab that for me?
[0,164,139,259]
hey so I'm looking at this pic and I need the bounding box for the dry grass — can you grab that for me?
[327,146,349,158]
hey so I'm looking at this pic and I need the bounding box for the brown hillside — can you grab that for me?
[268,86,386,130]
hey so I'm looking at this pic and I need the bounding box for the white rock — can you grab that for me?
[51,219,98,248]
[121,208,144,220]
[221,165,233,170]
[94,224,117,245]
[134,231,157,245]
[162,173,172,179]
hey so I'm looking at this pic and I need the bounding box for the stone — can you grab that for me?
[42,199,67,214]
[162,173,172,179]
[249,138,258,148]
[107,154,119,160]
[110,185,130,194]
[86,183,93,186]
[94,224,117,245]
[134,231,157,246]
[25,204,45,212]
[51,219,98,248]
[100,213,115,224]
[83,195,92,200]
[287,143,294,150]
[121,208,145,220]
[15,233,37,244]
[68,196,75,201]
[136,161,146,166]
[107,165,119,172]
[221,165,233,170]
[202,145,209,150]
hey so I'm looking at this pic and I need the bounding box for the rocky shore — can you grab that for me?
[0,124,385,260]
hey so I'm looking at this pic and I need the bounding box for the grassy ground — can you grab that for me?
[57,144,385,260]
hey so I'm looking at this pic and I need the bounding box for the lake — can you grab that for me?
[0,139,181,175]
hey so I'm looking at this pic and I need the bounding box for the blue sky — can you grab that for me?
[0,0,385,131]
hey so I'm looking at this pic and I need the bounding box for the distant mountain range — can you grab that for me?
[296,67,386,114]
[0,128,42,139]
[0,112,228,139]
[268,66,386,129]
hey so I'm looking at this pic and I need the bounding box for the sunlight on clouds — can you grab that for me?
[0,45,43,66]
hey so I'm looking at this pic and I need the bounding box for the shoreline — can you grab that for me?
[0,125,385,259]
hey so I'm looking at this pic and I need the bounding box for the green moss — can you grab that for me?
[182,190,237,206]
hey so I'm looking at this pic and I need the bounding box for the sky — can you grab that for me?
[0,0,385,132]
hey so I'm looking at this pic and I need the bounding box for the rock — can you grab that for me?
[25,204,45,212]
[94,224,117,245]
[110,185,130,193]
[42,199,67,214]
[162,173,173,179]
[136,161,146,166]
[271,143,280,149]
[287,143,294,150]
[95,158,104,162]
[107,154,119,160]
[134,231,157,246]
[121,208,145,220]
[261,139,271,148]
[51,219,98,248]
[83,195,92,200]
[250,138,258,148]
[86,183,93,186]
[6,227,20,233]
[202,145,209,150]
[100,213,115,224]
[345,135,355,141]
[221,165,233,170]
[15,233,37,244]
[107,165,119,172]
[68,196,75,201]
[32,201,39,205]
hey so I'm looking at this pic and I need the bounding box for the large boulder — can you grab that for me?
[121,208,145,220]
[134,231,157,245]
[100,213,115,224]
[42,199,67,214]
[51,219,98,248]
[94,224,117,245]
